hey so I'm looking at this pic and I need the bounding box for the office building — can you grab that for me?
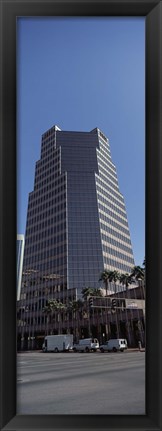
[17,126,135,348]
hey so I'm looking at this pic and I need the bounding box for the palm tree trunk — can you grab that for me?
[105,281,108,296]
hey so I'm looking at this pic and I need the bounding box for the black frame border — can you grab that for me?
[0,1,162,430]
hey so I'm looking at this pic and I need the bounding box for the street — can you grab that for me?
[17,351,145,415]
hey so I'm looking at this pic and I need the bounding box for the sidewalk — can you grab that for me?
[126,348,145,353]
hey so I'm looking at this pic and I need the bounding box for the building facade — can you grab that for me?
[17,126,135,349]
[17,234,24,301]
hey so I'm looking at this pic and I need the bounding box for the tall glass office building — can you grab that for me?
[18,126,135,345]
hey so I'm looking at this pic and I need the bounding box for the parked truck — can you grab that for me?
[42,334,73,352]
[99,338,127,353]
[73,338,99,353]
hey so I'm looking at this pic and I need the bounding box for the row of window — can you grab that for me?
[25,234,66,254]
[35,163,60,187]
[96,180,124,208]
[26,210,66,228]
[35,155,62,182]
[100,223,131,246]
[98,175,123,202]
[99,167,119,192]
[98,163,119,191]
[98,204,128,228]
[99,137,110,152]
[40,145,56,160]
[102,238,133,255]
[24,244,67,261]
[68,256,102,266]
[41,146,55,159]
[21,284,66,298]
[41,135,58,146]
[99,144,112,164]
[34,148,60,173]
[99,216,129,236]
[28,191,66,210]
[33,179,66,196]
[42,127,56,141]
[68,269,102,279]
[22,262,66,275]
[18,313,78,327]
[35,159,61,185]
[39,152,58,169]
[28,191,66,214]
[104,258,133,273]
[99,131,108,143]
[25,226,66,246]
[27,202,66,221]
[97,154,117,183]
[34,166,60,189]
[26,221,66,237]
[98,140,114,157]
[103,247,134,264]
[97,146,116,175]
[24,256,67,269]
[98,197,127,219]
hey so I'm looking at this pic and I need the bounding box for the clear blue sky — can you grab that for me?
[17,17,145,267]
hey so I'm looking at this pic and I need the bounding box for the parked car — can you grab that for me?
[99,338,127,353]
[73,338,99,352]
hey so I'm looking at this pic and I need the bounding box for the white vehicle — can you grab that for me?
[73,338,99,352]
[42,334,73,352]
[99,338,127,353]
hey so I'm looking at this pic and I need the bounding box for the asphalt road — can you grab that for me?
[17,351,145,415]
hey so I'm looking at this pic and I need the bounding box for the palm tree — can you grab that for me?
[130,265,144,281]
[68,299,83,316]
[55,300,67,333]
[119,273,132,294]
[43,299,66,334]
[107,271,120,338]
[82,287,103,300]
[131,265,145,299]
[107,270,120,294]
[43,299,56,335]
[99,271,111,296]
[82,287,95,301]
[68,299,83,339]
[93,288,103,297]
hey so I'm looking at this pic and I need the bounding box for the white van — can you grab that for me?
[73,338,99,352]
[99,338,127,353]
[42,334,73,352]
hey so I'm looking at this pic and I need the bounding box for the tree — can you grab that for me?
[93,288,103,297]
[67,299,83,339]
[68,299,83,315]
[99,271,111,296]
[82,287,103,301]
[82,288,102,338]
[131,265,145,299]
[119,273,132,293]
[43,300,56,335]
[82,287,95,301]
[107,270,120,294]
[130,265,144,281]
[43,299,66,334]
